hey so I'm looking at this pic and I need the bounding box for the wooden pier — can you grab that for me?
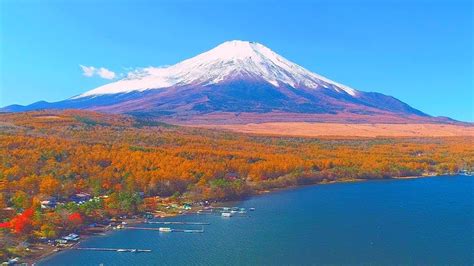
[193,210,250,217]
[125,226,161,231]
[73,247,151,252]
[146,221,210,225]
[170,228,204,233]
[126,226,204,233]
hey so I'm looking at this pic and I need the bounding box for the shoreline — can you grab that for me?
[25,217,147,265]
[253,173,448,196]
[30,173,466,265]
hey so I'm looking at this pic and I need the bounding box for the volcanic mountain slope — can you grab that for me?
[1,40,456,124]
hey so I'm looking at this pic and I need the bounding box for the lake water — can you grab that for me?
[39,175,473,265]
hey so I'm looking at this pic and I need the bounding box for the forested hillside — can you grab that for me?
[0,110,473,259]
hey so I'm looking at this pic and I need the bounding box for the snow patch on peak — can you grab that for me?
[75,40,358,98]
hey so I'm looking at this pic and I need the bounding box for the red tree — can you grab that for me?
[68,212,83,226]
[0,221,11,229]
[2,208,35,234]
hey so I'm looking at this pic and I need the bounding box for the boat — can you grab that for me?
[116,249,127,252]
[63,233,80,241]
[230,210,238,214]
[249,208,255,211]
[8,257,19,264]
[159,227,172,232]
[239,210,246,214]
[221,212,232,217]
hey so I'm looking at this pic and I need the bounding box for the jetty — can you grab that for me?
[146,221,210,225]
[194,211,249,217]
[125,226,204,233]
[73,247,151,252]
[170,228,204,233]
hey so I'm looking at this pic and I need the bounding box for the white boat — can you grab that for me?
[221,212,232,217]
[159,227,172,232]
[8,258,19,264]
[116,249,127,252]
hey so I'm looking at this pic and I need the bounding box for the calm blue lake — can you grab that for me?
[39,175,473,265]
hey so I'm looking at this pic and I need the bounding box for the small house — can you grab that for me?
[70,192,91,203]
[224,172,239,181]
[55,239,68,245]
[62,233,80,242]
[0,207,15,219]
[41,197,57,209]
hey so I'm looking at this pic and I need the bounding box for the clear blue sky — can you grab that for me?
[1,0,472,121]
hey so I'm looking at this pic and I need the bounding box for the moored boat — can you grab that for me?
[159,227,172,232]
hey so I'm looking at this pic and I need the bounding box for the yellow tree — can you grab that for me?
[39,176,61,197]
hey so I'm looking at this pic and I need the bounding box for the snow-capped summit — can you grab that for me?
[76,40,357,98]
[3,40,432,124]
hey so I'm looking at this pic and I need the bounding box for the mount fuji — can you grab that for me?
[1,40,453,124]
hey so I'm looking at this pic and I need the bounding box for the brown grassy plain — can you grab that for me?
[194,122,474,137]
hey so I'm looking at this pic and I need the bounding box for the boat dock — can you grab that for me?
[73,247,151,252]
[170,228,204,233]
[126,226,204,233]
[146,221,210,225]
[125,226,160,231]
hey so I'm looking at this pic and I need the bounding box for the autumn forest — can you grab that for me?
[1,110,473,259]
